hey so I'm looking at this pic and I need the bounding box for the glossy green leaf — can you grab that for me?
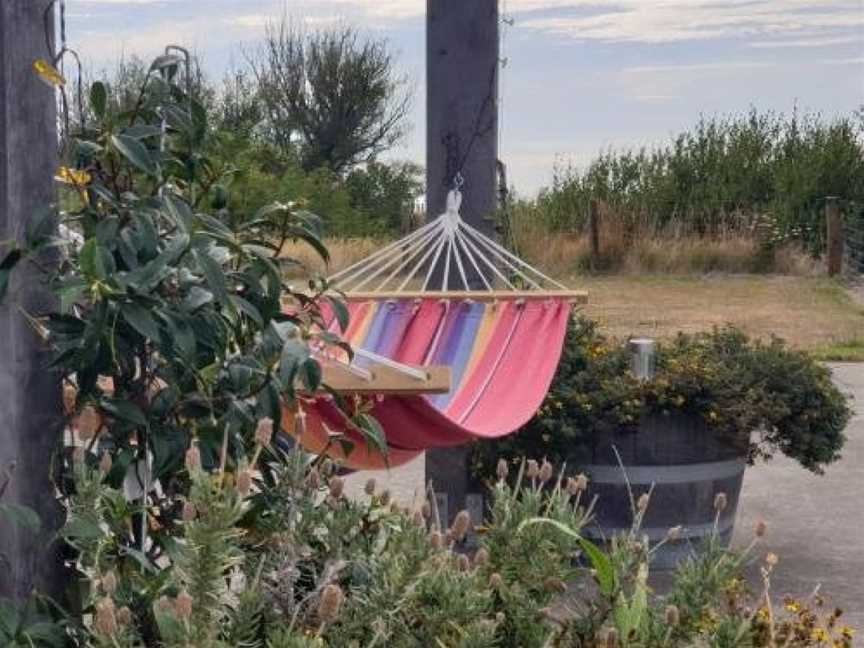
[122,303,162,341]
[100,398,148,427]
[90,81,107,120]
[111,134,157,176]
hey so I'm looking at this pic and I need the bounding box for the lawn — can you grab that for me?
[573,275,864,359]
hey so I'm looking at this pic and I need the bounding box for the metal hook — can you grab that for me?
[453,172,465,191]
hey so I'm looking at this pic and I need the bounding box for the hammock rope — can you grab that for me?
[329,189,569,294]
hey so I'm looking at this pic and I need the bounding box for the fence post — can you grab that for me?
[589,199,601,269]
[826,196,843,277]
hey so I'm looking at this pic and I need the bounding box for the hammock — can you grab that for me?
[285,190,586,470]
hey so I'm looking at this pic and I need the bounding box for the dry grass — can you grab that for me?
[507,206,819,277]
[574,275,864,352]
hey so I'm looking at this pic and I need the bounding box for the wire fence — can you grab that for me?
[842,199,864,281]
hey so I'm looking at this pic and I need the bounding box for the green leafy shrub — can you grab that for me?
[527,108,864,250]
[474,318,852,478]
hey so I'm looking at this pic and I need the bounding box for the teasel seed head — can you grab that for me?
[526,459,540,479]
[307,467,321,489]
[451,510,471,541]
[430,530,444,550]
[489,572,504,589]
[605,627,620,648]
[473,546,490,567]
[76,405,101,441]
[94,597,117,636]
[666,525,683,542]
[254,417,273,448]
[184,444,201,472]
[102,571,117,596]
[379,489,391,506]
[413,510,425,527]
[755,519,767,538]
[538,460,554,483]
[456,553,470,572]
[181,501,197,522]
[636,492,650,512]
[236,470,252,497]
[317,584,344,623]
[496,458,509,481]
[174,589,193,620]
[665,604,680,626]
[765,552,778,566]
[364,478,376,495]
[714,492,728,513]
[116,606,133,626]
[98,451,112,475]
[329,476,344,499]
[421,501,431,519]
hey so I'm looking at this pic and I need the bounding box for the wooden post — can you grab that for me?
[589,199,601,269]
[425,0,498,525]
[426,0,498,289]
[0,0,65,601]
[826,196,844,277]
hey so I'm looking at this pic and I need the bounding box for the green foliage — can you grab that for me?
[526,109,864,251]
[474,318,851,477]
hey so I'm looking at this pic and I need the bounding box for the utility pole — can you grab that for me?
[425,0,499,524]
[0,0,65,601]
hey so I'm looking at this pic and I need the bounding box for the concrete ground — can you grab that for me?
[731,362,863,629]
[343,363,864,627]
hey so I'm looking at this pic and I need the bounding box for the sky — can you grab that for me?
[66,0,864,195]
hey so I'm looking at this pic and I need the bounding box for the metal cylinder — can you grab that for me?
[629,337,656,381]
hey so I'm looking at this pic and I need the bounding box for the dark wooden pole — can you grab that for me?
[426,0,499,289]
[425,0,498,526]
[825,196,844,277]
[0,0,65,601]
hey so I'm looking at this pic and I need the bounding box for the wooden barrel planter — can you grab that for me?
[568,412,748,569]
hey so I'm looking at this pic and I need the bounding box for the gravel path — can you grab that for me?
[732,362,864,628]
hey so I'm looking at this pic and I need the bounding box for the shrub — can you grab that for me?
[473,318,852,478]
[10,446,852,647]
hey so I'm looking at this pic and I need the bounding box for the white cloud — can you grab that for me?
[517,1,864,45]
[624,61,775,74]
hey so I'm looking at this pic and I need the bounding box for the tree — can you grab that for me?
[251,19,412,174]
[346,161,424,234]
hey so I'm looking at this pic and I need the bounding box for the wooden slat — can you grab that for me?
[342,290,588,303]
[318,363,451,395]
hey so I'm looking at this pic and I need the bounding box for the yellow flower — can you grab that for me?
[33,58,66,86]
[55,166,92,186]
[785,601,801,613]
[811,628,829,642]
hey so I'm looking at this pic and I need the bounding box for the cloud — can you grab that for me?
[518,1,864,45]
[624,61,776,74]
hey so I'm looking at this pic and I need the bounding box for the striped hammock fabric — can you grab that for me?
[286,295,571,470]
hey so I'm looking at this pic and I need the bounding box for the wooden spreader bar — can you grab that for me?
[343,290,588,304]
[319,362,451,395]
